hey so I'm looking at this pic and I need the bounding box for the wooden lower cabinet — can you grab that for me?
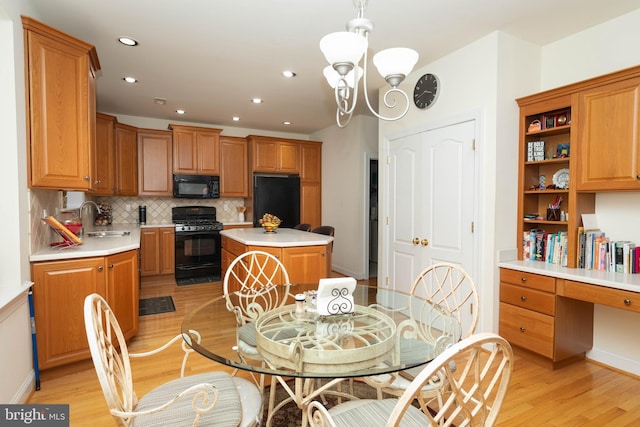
[140,227,175,276]
[221,236,330,285]
[31,250,139,369]
[499,268,593,368]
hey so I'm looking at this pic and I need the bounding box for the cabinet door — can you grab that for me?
[115,123,138,196]
[173,128,198,174]
[576,78,640,190]
[138,130,173,196]
[281,245,329,284]
[300,142,321,182]
[140,228,160,276]
[160,228,175,275]
[31,257,106,369]
[220,137,248,197]
[252,139,278,172]
[94,113,116,195]
[197,130,220,175]
[25,26,95,190]
[105,250,139,339]
[300,182,321,229]
[277,142,300,173]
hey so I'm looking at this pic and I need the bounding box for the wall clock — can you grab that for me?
[413,73,439,109]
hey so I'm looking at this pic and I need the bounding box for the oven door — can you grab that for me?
[174,230,222,282]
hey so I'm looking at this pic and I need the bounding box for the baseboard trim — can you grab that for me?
[586,348,640,377]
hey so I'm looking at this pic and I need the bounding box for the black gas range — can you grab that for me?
[172,206,223,285]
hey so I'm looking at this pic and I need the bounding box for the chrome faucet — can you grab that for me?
[79,201,102,235]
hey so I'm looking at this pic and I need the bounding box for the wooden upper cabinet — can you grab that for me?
[220,136,248,197]
[170,124,222,175]
[23,16,101,190]
[300,142,322,183]
[138,129,173,196]
[248,135,300,174]
[575,76,640,191]
[94,113,116,195]
[115,123,138,196]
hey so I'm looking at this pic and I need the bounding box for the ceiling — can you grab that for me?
[29,0,640,135]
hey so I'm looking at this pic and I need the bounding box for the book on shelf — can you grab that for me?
[624,242,636,274]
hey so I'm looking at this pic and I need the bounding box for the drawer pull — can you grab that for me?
[520,295,527,302]
[520,277,527,283]
[519,326,526,332]
[624,299,631,306]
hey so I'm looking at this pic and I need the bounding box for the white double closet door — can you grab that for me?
[385,119,476,298]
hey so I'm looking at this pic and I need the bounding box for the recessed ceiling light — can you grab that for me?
[232,117,240,121]
[283,121,292,125]
[282,70,296,78]
[118,37,138,46]
[176,109,185,114]
[154,97,166,105]
[123,76,137,83]
[251,98,263,104]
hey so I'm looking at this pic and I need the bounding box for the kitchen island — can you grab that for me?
[220,227,333,284]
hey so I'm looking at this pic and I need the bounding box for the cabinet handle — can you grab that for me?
[624,299,631,306]
[520,277,527,282]
[109,264,114,268]
[412,238,419,245]
[636,174,640,180]
[421,239,429,247]
[520,295,527,301]
[519,326,526,332]
[84,175,90,181]
[98,266,103,272]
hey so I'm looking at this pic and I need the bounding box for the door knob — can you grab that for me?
[421,239,429,247]
[412,238,419,245]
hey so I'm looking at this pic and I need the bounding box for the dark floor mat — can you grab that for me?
[176,275,220,286]
[139,296,175,316]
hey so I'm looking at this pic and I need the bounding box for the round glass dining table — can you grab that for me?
[181,283,461,426]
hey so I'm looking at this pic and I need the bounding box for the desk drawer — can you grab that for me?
[500,268,555,293]
[499,302,554,358]
[500,283,555,316]
[559,280,640,313]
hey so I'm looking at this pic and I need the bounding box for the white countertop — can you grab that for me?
[221,227,333,247]
[498,259,640,293]
[30,225,141,262]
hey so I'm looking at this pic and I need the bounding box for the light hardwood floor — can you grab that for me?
[27,275,640,426]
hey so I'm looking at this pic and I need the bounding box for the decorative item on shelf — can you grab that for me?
[528,120,542,132]
[527,140,545,161]
[555,143,570,158]
[552,168,570,189]
[546,196,562,221]
[319,0,418,128]
[539,174,546,190]
[258,213,281,233]
[236,206,246,222]
[542,109,571,130]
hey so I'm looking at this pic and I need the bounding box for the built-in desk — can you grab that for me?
[498,260,640,369]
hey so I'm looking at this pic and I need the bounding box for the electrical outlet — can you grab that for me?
[125,204,131,212]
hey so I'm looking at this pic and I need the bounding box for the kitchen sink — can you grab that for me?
[86,230,131,238]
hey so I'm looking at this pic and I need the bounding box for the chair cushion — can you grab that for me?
[328,399,428,427]
[238,322,258,347]
[133,371,243,427]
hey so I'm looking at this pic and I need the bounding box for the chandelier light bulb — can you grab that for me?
[319,32,368,67]
[373,48,419,84]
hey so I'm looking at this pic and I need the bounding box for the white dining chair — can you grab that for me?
[223,250,293,392]
[362,262,480,401]
[308,332,514,427]
[84,293,262,426]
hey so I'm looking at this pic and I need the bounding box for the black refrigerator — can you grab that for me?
[253,174,300,228]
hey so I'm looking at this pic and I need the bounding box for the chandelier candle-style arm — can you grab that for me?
[319,0,419,127]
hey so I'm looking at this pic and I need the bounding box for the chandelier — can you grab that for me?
[319,0,419,128]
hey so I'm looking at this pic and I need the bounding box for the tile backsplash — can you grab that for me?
[30,189,247,254]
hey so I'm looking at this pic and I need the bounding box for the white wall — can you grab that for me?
[312,115,378,279]
[539,9,640,373]
[0,0,39,404]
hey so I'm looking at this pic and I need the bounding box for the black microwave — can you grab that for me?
[173,174,220,199]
